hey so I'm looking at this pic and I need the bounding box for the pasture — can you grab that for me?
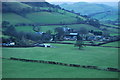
[15,24,99,33]
[15,24,119,37]
[2,2,119,78]
[2,43,119,78]
[2,10,85,25]
[26,12,78,24]
[102,41,120,47]
[2,13,32,24]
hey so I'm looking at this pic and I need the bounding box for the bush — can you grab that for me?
[2,21,10,28]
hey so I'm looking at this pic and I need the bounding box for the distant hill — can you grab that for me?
[95,2,118,9]
[59,2,118,21]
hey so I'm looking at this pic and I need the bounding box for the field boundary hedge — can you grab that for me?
[49,41,120,48]
[2,57,120,72]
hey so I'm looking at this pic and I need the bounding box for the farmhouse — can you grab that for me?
[34,43,52,47]
[1,42,15,46]
[64,33,78,40]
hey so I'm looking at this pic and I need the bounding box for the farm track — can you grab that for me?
[1,57,120,72]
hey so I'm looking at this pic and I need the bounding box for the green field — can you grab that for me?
[15,23,119,36]
[102,41,120,47]
[15,24,99,33]
[2,2,86,25]
[2,12,82,25]
[2,43,119,78]
[2,2,120,78]
[2,10,85,25]
[2,13,32,24]
[26,12,78,24]
[2,59,118,78]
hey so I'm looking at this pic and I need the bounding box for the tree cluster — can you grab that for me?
[85,19,100,28]
[2,25,52,46]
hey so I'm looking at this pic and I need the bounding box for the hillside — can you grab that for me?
[2,2,86,25]
[1,2,119,37]
[59,2,118,21]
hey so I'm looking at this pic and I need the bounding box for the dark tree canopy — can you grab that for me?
[77,27,88,35]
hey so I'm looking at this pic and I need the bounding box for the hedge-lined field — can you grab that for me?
[15,24,99,33]
[2,43,119,78]
[2,44,118,68]
[101,41,120,47]
[2,59,118,78]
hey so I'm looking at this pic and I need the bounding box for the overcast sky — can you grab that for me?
[1,0,119,2]
[46,0,119,2]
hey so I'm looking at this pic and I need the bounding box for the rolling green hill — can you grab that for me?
[2,13,32,24]
[26,12,77,24]
[59,2,118,21]
[2,12,78,24]
[2,2,32,13]
[2,2,86,25]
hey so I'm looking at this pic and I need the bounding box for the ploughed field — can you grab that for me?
[2,43,119,78]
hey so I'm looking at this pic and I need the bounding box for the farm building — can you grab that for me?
[1,42,15,46]
[64,33,78,40]
[34,43,52,47]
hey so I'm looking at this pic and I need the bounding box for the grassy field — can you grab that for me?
[2,13,32,24]
[2,2,86,25]
[102,41,120,47]
[2,59,118,78]
[60,41,102,45]
[2,2,119,78]
[26,12,78,24]
[2,43,119,78]
[107,27,119,34]
[2,12,83,25]
[15,23,119,36]
[15,24,99,33]
[103,24,119,28]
